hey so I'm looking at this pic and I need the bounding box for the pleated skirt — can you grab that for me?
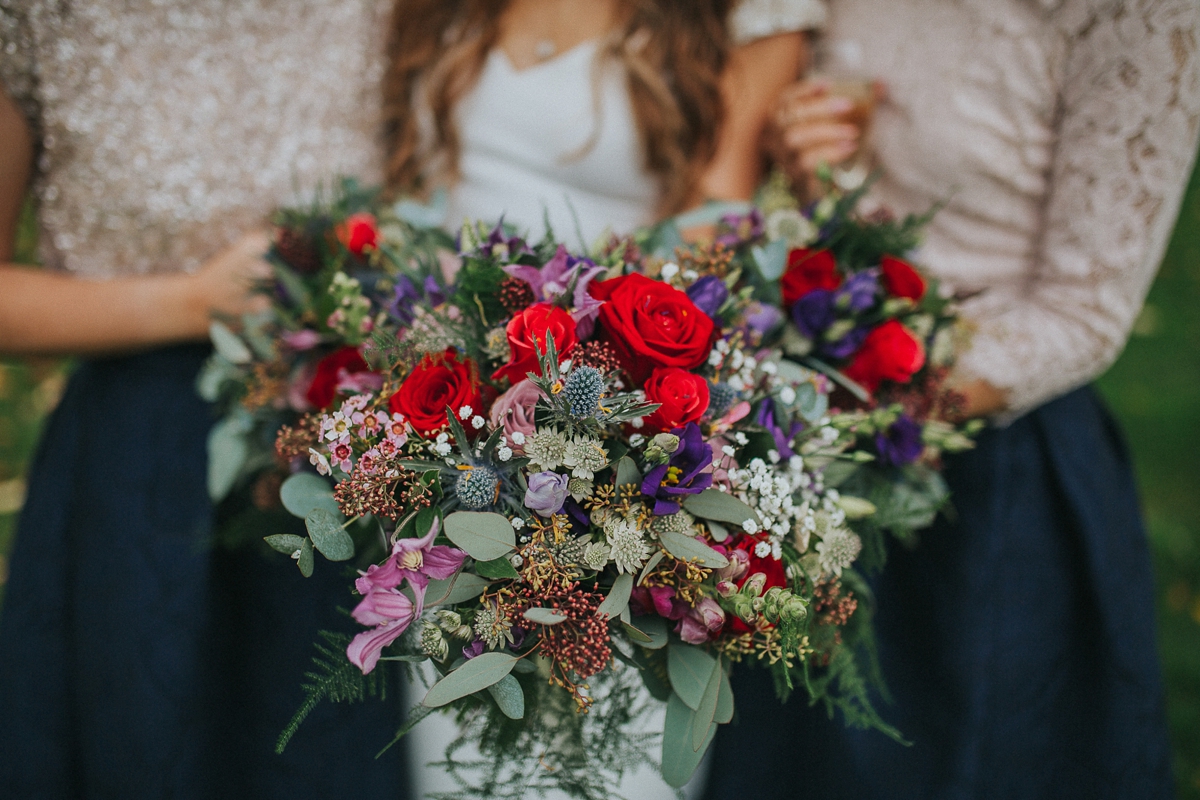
[0,345,408,799]
[703,386,1173,800]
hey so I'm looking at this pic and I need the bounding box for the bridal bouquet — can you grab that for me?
[200,178,976,797]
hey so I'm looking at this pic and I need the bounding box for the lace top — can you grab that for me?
[822,0,1200,418]
[0,0,392,278]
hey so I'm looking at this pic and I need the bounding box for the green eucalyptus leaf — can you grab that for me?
[622,621,652,644]
[658,530,729,569]
[667,643,718,711]
[628,614,668,650]
[486,673,525,720]
[706,520,729,543]
[597,573,634,620]
[305,508,355,561]
[424,572,491,607]
[662,692,715,788]
[637,550,665,586]
[443,511,516,561]
[692,656,723,751]
[474,556,520,580]
[750,238,789,281]
[264,534,307,555]
[280,472,339,519]
[523,607,568,626]
[297,538,314,577]
[614,456,642,489]
[206,415,251,501]
[715,666,734,724]
[208,320,253,365]
[422,652,519,708]
[682,489,756,527]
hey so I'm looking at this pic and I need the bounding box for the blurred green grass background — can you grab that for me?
[2,171,1200,794]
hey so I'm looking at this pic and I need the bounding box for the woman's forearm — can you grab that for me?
[0,264,210,356]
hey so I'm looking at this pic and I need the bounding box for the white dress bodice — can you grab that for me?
[443,0,828,247]
[446,41,661,248]
[822,0,1200,417]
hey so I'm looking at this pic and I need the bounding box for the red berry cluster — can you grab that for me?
[511,582,612,681]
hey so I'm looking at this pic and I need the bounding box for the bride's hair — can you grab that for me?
[383,0,735,215]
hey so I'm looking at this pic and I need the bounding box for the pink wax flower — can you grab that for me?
[347,518,467,674]
[281,329,322,351]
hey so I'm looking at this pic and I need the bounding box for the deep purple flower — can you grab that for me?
[686,275,729,319]
[641,423,713,516]
[875,414,924,467]
[715,209,765,248]
[791,289,837,339]
[424,274,447,307]
[743,301,783,337]
[462,639,486,660]
[387,275,422,325]
[756,397,803,460]
[834,269,880,313]
[820,325,870,360]
[525,471,570,517]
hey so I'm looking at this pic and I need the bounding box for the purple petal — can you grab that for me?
[347,620,409,675]
[422,546,467,580]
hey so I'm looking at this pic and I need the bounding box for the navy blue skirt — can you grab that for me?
[704,386,1173,800]
[0,346,408,798]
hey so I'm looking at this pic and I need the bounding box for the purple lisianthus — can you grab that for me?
[875,414,924,467]
[716,209,764,248]
[686,275,729,319]
[386,275,421,325]
[462,639,486,660]
[641,423,713,516]
[756,398,803,460]
[820,325,870,360]
[424,274,447,307]
[791,289,837,339]
[743,301,784,337]
[834,269,880,313]
[525,471,570,517]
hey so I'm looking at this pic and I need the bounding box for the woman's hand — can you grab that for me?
[953,378,1009,420]
[182,230,274,328]
[767,79,870,198]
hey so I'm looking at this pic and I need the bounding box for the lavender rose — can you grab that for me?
[525,471,570,517]
[489,379,543,454]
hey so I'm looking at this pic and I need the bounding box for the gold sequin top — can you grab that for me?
[0,0,392,277]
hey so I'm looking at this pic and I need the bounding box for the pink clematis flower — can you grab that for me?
[346,518,467,674]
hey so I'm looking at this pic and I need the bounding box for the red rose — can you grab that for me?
[727,533,789,633]
[336,212,380,256]
[780,249,841,307]
[589,273,718,385]
[842,320,926,393]
[492,303,578,385]
[880,256,926,301]
[389,349,483,438]
[306,346,371,409]
[642,368,710,433]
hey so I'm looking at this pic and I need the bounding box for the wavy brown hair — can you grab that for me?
[383,0,736,215]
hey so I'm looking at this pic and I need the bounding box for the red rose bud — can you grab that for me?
[642,367,710,433]
[589,273,718,385]
[492,303,578,385]
[842,319,927,393]
[306,346,371,409]
[389,349,484,438]
[879,255,927,301]
[336,212,380,256]
[780,248,841,307]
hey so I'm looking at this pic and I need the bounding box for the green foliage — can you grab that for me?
[276,631,387,754]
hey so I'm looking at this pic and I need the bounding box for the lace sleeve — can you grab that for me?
[955,0,1200,420]
[729,0,826,44]
[0,0,39,133]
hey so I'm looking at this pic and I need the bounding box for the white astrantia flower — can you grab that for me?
[766,207,818,247]
[524,430,568,471]
[605,518,651,575]
[582,541,611,571]
[564,436,608,480]
[568,477,594,503]
[816,526,862,578]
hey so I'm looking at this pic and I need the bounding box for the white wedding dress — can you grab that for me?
[417,4,826,798]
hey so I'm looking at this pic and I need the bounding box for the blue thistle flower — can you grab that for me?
[707,381,738,419]
[455,465,500,510]
[562,366,604,418]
